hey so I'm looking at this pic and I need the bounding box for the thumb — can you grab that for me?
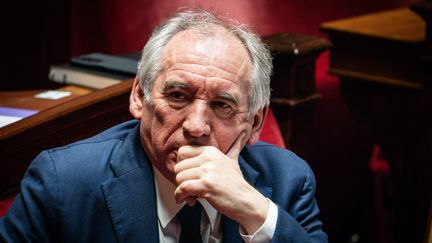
[226,132,246,160]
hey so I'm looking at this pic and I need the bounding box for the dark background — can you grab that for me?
[0,0,419,242]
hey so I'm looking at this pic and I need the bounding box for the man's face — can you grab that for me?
[130,29,262,183]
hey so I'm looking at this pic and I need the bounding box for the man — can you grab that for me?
[0,10,327,242]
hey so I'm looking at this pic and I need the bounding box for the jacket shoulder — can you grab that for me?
[40,120,140,181]
[240,141,316,189]
[242,141,311,172]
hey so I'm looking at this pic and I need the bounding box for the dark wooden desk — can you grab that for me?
[0,86,90,110]
[0,81,134,196]
[322,8,431,243]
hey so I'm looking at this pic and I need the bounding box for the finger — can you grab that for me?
[174,156,203,174]
[175,166,202,185]
[185,197,197,206]
[226,132,245,159]
[174,179,206,204]
[176,145,206,163]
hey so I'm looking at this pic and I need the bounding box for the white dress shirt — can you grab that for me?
[152,165,278,243]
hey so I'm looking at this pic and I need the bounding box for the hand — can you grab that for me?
[174,132,269,234]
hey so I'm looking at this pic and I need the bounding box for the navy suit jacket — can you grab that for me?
[0,120,327,242]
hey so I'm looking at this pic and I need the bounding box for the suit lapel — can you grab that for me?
[99,124,273,243]
[100,124,159,243]
[222,155,273,243]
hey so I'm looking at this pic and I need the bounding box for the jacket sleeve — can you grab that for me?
[0,151,59,242]
[271,166,328,243]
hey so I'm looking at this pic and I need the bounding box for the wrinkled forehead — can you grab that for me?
[160,27,252,84]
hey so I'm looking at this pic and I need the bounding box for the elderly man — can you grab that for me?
[0,10,327,243]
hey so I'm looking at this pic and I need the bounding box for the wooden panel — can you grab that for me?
[263,33,330,161]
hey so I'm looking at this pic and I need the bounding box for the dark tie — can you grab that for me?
[177,203,203,243]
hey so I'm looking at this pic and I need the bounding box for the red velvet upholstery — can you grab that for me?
[260,108,286,148]
[369,144,391,243]
[0,197,14,217]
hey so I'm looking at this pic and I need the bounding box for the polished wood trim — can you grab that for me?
[321,8,425,43]
[0,80,132,141]
[328,67,423,90]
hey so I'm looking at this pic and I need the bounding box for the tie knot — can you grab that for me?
[177,203,203,243]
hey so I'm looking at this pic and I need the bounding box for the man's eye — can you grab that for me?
[166,91,189,109]
[210,101,236,118]
[211,101,230,109]
[168,92,186,100]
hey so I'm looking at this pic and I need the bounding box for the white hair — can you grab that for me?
[137,10,272,115]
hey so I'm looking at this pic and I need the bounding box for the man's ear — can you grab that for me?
[129,77,144,120]
[246,106,269,145]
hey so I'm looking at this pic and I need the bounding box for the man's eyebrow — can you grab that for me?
[164,81,239,104]
[217,92,239,105]
[163,81,189,90]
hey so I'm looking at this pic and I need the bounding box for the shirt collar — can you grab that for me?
[152,165,219,230]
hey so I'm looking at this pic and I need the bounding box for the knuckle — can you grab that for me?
[203,146,217,156]
[201,165,211,174]
[179,180,191,192]
[207,146,217,152]
[201,162,217,174]
[200,153,214,164]
[201,176,215,190]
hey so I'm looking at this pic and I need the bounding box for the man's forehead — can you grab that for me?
[162,28,250,63]
[160,30,251,83]
[153,27,252,104]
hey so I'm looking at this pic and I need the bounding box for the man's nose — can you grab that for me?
[182,101,211,138]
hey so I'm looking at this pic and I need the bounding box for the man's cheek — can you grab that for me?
[154,104,185,125]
